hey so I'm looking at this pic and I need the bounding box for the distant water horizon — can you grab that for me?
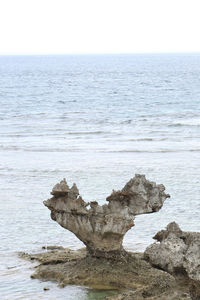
[1,51,200,56]
[0,53,200,299]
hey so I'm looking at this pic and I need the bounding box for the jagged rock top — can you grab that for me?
[51,178,70,197]
[153,221,183,242]
[48,174,170,216]
[51,179,80,198]
[106,174,170,215]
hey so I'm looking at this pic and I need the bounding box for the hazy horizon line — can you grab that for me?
[1,51,200,57]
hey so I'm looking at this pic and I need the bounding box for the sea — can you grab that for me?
[0,54,200,299]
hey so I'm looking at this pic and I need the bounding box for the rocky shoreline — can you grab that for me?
[19,175,200,299]
[19,245,194,299]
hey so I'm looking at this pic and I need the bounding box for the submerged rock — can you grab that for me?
[44,174,170,258]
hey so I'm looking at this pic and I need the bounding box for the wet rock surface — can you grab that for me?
[19,247,86,265]
[21,246,193,300]
[44,175,169,258]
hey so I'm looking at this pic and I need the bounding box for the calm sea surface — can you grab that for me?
[0,54,200,299]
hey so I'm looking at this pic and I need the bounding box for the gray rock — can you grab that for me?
[107,174,170,215]
[51,178,70,196]
[144,222,200,282]
[44,174,169,258]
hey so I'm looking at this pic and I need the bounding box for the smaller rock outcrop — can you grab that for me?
[144,222,200,282]
[44,175,170,258]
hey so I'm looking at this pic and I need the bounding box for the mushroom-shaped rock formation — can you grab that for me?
[44,175,170,258]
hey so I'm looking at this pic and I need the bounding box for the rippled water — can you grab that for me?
[0,54,200,299]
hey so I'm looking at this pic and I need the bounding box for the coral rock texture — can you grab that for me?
[144,222,200,283]
[44,175,169,257]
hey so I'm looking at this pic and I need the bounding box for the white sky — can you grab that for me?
[0,0,200,54]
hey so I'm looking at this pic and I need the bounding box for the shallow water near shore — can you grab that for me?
[0,53,200,299]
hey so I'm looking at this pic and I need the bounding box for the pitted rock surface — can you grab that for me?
[44,174,170,257]
[144,222,200,283]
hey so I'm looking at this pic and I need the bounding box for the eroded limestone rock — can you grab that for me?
[44,175,169,258]
[144,222,200,283]
[106,174,170,215]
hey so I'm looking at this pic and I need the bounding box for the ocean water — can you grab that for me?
[0,54,200,299]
